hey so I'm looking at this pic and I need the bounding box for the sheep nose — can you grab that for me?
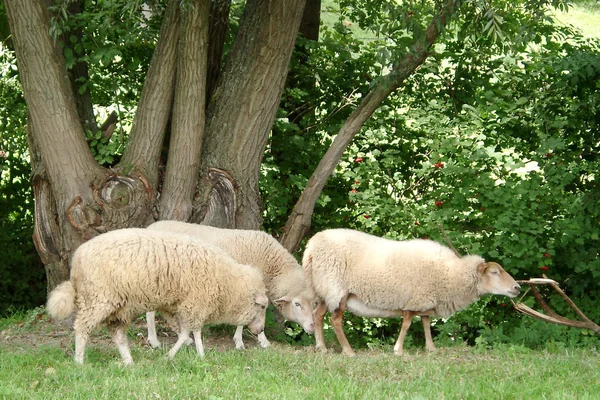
[514,283,521,291]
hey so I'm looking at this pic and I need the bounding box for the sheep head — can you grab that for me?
[477,262,521,298]
[273,291,316,334]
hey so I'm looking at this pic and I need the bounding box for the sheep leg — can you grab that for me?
[193,329,204,358]
[394,311,415,356]
[146,311,161,348]
[257,331,271,348]
[168,326,191,359]
[422,315,436,352]
[313,300,328,353]
[74,330,89,365]
[108,321,133,365]
[233,325,245,350]
[331,297,355,357]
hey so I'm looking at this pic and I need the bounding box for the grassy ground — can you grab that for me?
[554,1,600,38]
[1,309,599,399]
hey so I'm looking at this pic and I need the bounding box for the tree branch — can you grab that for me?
[159,0,209,221]
[120,0,180,187]
[280,0,462,253]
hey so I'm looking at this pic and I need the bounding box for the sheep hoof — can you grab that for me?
[342,349,356,357]
[234,341,246,350]
[185,338,194,346]
[315,345,328,354]
[148,340,161,349]
[393,350,403,356]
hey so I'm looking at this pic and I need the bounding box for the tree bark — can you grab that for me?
[280,0,462,253]
[206,0,232,104]
[160,0,209,221]
[194,0,308,229]
[120,0,180,188]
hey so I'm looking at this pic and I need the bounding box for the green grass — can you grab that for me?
[553,1,600,38]
[1,310,599,399]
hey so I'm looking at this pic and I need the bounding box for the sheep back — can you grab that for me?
[304,229,484,318]
[147,221,309,300]
[69,228,266,329]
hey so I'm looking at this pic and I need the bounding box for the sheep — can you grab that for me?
[302,228,521,356]
[146,221,315,350]
[46,228,269,365]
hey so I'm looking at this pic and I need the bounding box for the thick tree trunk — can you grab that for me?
[280,0,462,253]
[206,0,232,103]
[6,0,165,291]
[160,0,209,221]
[120,0,180,188]
[193,0,307,229]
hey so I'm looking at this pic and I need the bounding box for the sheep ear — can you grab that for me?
[255,293,269,307]
[273,296,291,305]
[477,262,488,275]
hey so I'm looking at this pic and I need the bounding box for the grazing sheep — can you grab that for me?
[46,228,269,365]
[146,221,315,350]
[303,228,521,356]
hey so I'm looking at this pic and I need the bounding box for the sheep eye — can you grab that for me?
[295,302,301,307]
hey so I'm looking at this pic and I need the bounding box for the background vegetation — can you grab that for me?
[1,0,599,353]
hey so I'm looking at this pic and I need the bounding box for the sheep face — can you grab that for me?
[477,262,521,298]
[274,290,316,334]
[247,293,269,335]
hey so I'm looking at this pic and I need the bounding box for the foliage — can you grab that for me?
[0,44,46,316]
[264,1,600,349]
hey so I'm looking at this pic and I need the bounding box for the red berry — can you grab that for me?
[435,200,443,207]
[434,162,444,169]
[414,221,420,226]
[545,152,553,158]
[350,189,358,194]
[501,303,507,307]
[480,207,486,212]
[355,157,364,163]
[354,181,360,185]
[422,235,429,240]
[544,252,551,258]
[363,214,371,219]
[539,266,549,271]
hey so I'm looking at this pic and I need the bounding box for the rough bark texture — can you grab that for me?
[160,0,209,221]
[193,0,308,229]
[120,0,180,188]
[280,0,462,253]
[7,0,160,291]
[206,0,231,103]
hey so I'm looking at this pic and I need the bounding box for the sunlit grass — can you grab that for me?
[553,1,600,39]
[1,309,599,400]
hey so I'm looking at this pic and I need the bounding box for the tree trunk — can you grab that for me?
[6,0,170,291]
[120,0,180,188]
[280,0,462,253]
[159,0,209,221]
[193,0,308,229]
[206,0,232,103]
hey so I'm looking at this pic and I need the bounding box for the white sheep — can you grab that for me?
[303,228,521,356]
[46,228,269,365]
[146,221,315,350]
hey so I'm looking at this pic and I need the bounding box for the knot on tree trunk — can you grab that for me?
[88,173,154,231]
[193,168,238,228]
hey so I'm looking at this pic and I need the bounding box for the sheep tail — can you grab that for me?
[46,281,77,320]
